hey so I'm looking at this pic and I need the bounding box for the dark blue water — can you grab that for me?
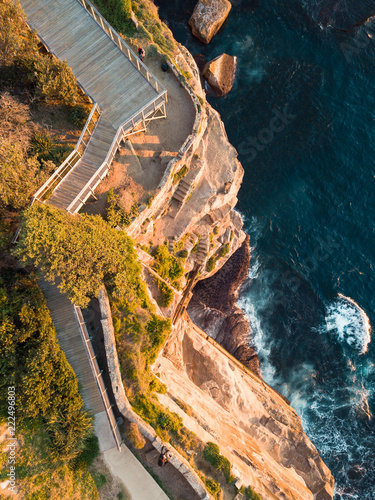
[155,1,375,498]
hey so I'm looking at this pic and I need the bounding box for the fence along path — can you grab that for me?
[20,0,167,452]
[21,0,166,212]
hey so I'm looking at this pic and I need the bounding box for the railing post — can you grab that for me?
[100,17,105,31]
[136,59,140,71]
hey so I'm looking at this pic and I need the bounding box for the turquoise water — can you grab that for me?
[155,1,375,498]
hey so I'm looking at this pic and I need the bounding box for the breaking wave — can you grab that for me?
[324,294,372,354]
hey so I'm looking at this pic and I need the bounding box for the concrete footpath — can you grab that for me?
[96,415,168,500]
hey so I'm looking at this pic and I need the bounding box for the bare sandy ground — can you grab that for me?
[84,53,196,217]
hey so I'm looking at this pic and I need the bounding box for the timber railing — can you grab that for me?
[32,103,101,204]
[66,93,166,213]
[76,0,164,94]
[74,305,122,451]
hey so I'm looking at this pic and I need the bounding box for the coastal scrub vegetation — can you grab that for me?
[105,187,139,227]
[0,0,88,254]
[14,204,141,308]
[92,0,175,56]
[203,442,262,499]
[0,0,79,105]
[151,243,185,306]
[93,0,133,33]
[0,273,99,498]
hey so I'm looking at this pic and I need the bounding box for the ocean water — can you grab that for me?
[154,0,375,498]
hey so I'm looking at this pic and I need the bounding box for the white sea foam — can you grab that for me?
[237,293,277,382]
[324,294,372,354]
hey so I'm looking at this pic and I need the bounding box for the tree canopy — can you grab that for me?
[0,0,79,105]
[15,203,142,307]
[0,273,92,459]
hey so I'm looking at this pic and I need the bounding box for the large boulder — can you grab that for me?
[188,0,232,44]
[202,53,237,96]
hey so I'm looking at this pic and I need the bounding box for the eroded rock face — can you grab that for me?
[153,315,335,500]
[189,0,232,44]
[188,236,260,375]
[202,53,237,96]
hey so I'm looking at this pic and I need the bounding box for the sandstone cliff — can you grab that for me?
[153,314,335,500]
[120,9,335,498]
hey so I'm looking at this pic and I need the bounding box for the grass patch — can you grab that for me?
[219,242,230,259]
[173,164,189,184]
[206,256,217,273]
[92,472,107,489]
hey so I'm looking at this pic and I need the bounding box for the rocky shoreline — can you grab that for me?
[187,233,260,376]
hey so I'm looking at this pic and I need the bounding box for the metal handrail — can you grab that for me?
[74,305,122,451]
[32,103,101,203]
[76,0,165,95]
[66,93,167,213]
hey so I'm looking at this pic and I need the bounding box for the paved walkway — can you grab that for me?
[103,445,169,500]
[40,279,168,498]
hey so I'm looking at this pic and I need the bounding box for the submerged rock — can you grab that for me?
[202,53,237,96]
[189,0,232,44]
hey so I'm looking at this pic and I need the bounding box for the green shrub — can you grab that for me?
[92,473,107,489]
[149,376,167,394]
[94,0,134,35]
[204,442,233,483]
[243,485,262,500]
[69,105,88,127]
[204,442,222,469]
[205,478,221,498]
[34,56,79,106]
[148,44,157,57]
[206,256,216,272]
[157,281,174,308]
[219,243,230,259]
[73,433,99,470]
[31,132,55,161]
[213,226,219,235]
[31,133,73,165]
[158,411,182,432]
[173,164,189,183]
[177,249,188,259]
[15,203,142,307]
[153,244,184,284]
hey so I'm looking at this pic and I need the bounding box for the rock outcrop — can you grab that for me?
[189,0,232,44]
[153,314,335,500]
[202,53,237,96]
[120,9,334,498]
[188,235,260,375]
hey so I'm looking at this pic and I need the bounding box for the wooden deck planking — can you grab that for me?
[22,0,164,211]
[39,280,105,415]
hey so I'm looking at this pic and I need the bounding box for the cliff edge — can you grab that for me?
[153,314,334,500]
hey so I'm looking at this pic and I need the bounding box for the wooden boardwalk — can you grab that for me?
[39,280,105,414]
[21,0,166,212]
